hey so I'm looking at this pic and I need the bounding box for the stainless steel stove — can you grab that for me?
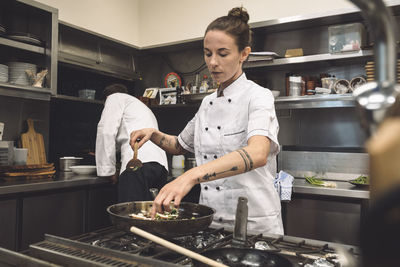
[27,226,360,266]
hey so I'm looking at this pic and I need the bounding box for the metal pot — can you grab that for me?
[59,156,83,172]
[107,201,215,237]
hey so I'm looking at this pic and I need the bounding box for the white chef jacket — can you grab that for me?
[96,93,168,176]
[178,73,283,235]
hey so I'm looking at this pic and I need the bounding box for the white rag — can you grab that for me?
[274,171,294,201]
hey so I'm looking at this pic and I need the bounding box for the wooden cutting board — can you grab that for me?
[21,119,47,165]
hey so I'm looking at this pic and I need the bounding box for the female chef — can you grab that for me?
[130,7,283,235]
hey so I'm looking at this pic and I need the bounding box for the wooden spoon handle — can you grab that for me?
[130,226,228,267]
[133,141,139,161]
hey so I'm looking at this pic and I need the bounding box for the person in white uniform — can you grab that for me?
[96,84,169,202]
[130,7,283,235]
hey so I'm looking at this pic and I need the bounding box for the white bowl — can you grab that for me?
[69,165,97,175]
[271,90,280,98]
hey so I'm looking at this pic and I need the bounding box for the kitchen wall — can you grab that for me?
[34,0,358,47]
[34,0,140,46]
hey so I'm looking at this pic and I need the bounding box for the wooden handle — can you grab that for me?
[130,226,228,267]
[133,142,138,161]
[27,118,35,133]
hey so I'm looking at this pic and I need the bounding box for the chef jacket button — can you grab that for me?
[216,186,220,191]
[210,101,213,105]
[217,126,221,130]
[218,217,223,222]
[228,99,232,103]
[205,127,208,131]
[213,155,217,159]
[204,155,207,159]
[204,186,208,190]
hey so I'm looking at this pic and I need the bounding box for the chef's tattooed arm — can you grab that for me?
[150,135,272,214]
[130,128,187,155]
[158,135,187,154]
[194,136,270,183]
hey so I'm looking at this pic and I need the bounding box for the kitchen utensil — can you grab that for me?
[149,188,159,199]
[69,165,96,175]
[126,140,143,171]
[59,156,83,172]
[130,225,228,267]
[107,201,215,237]
[193,197,293,267]
[21,118,46,165]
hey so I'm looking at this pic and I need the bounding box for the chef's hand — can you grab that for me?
[150,169,198,218]
[130,128,156,149]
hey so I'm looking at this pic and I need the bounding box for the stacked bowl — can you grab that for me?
[7,62,37,86]
[0,64,8,83]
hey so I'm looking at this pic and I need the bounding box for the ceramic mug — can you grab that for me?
[14,148,28,165]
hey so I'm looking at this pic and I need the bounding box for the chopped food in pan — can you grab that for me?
[129,208,180,220]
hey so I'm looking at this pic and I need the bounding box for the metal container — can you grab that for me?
[59,157,83,172]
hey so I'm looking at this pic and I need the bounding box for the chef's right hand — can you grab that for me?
[130,128,156,149]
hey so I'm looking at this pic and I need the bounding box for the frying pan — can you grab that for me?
[107,201,215,237]
[192,247,293,267]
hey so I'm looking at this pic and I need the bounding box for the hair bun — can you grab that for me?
[228,7,249,24]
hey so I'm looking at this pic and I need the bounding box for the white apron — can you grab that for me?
[178,74,283,235]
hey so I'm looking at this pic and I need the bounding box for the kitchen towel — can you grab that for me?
[274,171,294,201]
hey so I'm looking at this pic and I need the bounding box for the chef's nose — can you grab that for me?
[209,54,218,67]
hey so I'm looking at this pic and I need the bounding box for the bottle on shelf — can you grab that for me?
[199,75,210,93]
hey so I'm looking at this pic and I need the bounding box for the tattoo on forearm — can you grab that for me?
[174,137,185,153]
[237,149,254,172]
[159,135,166,147]
[198,166,238,183]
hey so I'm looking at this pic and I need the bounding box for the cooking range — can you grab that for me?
[28,226,359,266]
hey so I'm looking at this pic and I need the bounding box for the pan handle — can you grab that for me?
[130,226,228,267]
[149,188,159,200]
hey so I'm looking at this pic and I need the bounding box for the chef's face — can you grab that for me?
[204,30,250,87]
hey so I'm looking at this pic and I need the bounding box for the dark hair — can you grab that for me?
[205,7,253,51]
[103,83,128,99]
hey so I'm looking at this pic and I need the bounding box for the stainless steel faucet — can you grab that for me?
[351,0,400,134]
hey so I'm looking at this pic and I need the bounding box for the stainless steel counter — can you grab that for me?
[0,172,111,196]
[293,178,369,199]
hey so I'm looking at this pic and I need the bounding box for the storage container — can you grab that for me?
[78,89,96,99]
[328,22,366,53]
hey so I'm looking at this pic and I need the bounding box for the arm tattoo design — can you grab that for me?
[198,166,238,183]
[237,149,254,172]
[174,137,186,154]
[159,135,166,147]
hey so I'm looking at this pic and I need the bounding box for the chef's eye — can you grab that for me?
[219,53,228,57]
[204,52,212,57]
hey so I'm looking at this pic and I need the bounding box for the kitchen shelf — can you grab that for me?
[275,94,356,109]
[0,82,51,101]
[243,50,373,69]
[148,94,356,110]
[0,36,45,54]
[52,94,104,104]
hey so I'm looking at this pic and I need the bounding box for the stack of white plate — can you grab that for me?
[0,141,14,166]
[7,62,37,86]
[0,64,8,83]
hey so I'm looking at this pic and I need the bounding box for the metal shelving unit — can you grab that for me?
[275,94,356,109]
[244,50,373,69]
[52,94,104,104]
[0,82,51,101]
[0,37,45,54]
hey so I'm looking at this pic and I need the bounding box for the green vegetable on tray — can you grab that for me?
[351,175,369,185]
[305,175,337,188]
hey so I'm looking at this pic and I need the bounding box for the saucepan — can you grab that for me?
[107,201,215,237]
